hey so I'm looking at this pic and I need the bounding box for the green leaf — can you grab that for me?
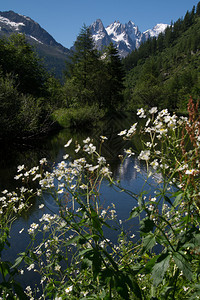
[78,248,93,258]
[142,233,157,252]
[129,206,141,219]
[90,208,103,236]
[151,253,170,286]
[145,255,159,273]
[173,252,193,281]
[92,250,102,278]
[164,195,173,206]
[140,217,155,234]
[12,255,24,269]
[0,261,11,277]
[114,272,130,300]
[13,283,28,300]
[102,249,118,270]
[173,192,183,207]
[128,277,142,299]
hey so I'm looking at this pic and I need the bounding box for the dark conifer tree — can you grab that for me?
[65,24,101,104]
[104,42,125,110]
[196,1,200,16]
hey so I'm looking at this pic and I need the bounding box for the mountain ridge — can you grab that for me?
[89,19,169,57]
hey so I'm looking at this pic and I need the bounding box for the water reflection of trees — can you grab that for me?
[0,113,144,191]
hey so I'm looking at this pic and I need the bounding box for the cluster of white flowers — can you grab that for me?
[15,165,41,182]
[138,150,150,161]
[28,222,39,235]
[0,187,30,215]
[137,108,146,118]
[118,122,137,139]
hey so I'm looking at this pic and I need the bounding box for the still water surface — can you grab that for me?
[1,112,155,288]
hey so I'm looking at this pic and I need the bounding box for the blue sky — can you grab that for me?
[1,0,199,48]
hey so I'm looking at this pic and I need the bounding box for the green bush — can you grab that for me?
[52,104,105,129]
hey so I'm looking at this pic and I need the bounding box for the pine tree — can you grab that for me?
[103,43,125,110]
[65,25,101,104]
[196,1,200,16]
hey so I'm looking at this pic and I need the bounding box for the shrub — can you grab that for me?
[52,104,105,129]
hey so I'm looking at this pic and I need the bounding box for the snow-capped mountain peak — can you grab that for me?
[0,15,25,30]
[143,23,169,37]
[90,19,169,57]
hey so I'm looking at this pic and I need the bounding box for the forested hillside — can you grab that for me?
[123,2,200,112]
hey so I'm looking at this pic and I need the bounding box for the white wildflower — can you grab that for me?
[33,174,41,181]
[124,149,135,157]
[100,135,108,140]
[150,159,159,170]
[88,165,99,172]
[98,156,106,164]
[100,166,112,176]
[65,286,73,293]
[138,150,150,161]
[118,129,127,136]
[83,143,96,154]
[149,107,158,114]
[151,197,157,202]
[64,138,72,148]
[14,174,23,180]
[39,158,47,165]
[83,137,90,143]
[145,118,151,127]
[137,108,146,118]
[27,264,35,271]
[75,144,81,153]
[2,189,8,194]
[55,265,61,271]
[185,169,196,175]
[80,184,87,190]
[17,165,25,172]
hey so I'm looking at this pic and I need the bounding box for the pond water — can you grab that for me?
[0,112,156,289]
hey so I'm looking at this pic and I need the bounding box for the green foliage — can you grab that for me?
[103,42,125,109]
[65,25,103,105]
[0,33,64,138]
[0,72,54,137]
[64,25,125,111]
[0,34,48,96]
[52,104,105,129]
[0,73,21,134]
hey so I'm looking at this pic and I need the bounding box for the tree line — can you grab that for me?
[123,2,200,111]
